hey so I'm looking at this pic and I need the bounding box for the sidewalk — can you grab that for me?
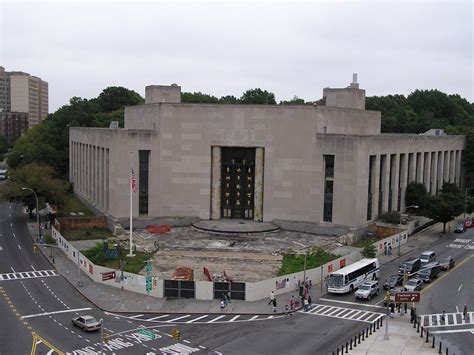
[29,222,444,354]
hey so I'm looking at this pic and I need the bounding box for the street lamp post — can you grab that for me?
[398,205,419,257]
[292,241,309,293]
[464,187,474,219]
[22,187,40,242]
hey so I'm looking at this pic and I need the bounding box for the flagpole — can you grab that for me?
[128,151,135,257]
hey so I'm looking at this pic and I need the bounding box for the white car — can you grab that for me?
[355,280,379,300]
[404,278,423,291]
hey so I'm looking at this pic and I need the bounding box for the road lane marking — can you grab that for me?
[249,315,259,321]
[458,284,463,292]
[229,315,240,322]
[186,315,209,323]
[129,314,144,319]
[146,314,170,321]
[208,315,225,323]
[456,306,459,313]
[12,233,15,238]
[31,265,37,271]
[47,350,54,355]
[166,315,191,322]
[21,307,92,319]
[10,267,15,273]
[17,244,21,250]
[430,327,474,334]
[319,298,385,309]
[0,270,58,281]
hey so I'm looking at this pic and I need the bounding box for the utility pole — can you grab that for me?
[145,259,152,311]
[100,318,104,354]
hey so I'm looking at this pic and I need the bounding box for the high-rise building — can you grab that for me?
[0,66,48,141]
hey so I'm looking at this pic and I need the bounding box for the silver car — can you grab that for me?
[404,278,423,291]
[355,280,379,300]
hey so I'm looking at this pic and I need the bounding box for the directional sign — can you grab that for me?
[145,263,152,273]
[138,328,156,339]
[395,291,420,303]
[101,271,116,281]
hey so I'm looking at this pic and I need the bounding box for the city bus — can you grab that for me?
[327,258,380,294]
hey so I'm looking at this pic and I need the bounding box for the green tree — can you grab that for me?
[424,192,464,233]
[240,88,276,105]
[181,92,219,104]
[3,163,69,215]
[280,96,306,105]
[95,86,144,112]
[361,242,376,258]
[405,182,428,212]
[219,95,240,104]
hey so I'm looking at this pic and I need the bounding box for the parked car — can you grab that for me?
[420,251,436,266]
[455,224,466,233]
[72,315,101,332]
[438,256,455,270]
[383,274,404,289]
[355,280,379,300]
[464,220,473,228]
[417,262,440,282]
[398,257,421,277]
[404,278,423,291]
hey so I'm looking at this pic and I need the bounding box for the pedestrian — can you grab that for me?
[390,303,395,318]
[223,293,228,306]
[227,290,232,303]
[410,306,416,323]
[441,310,446,324]
[384,245,387,256]
[463,305,468,321]
[268,291,275,305]
[290,295,295,310]
[303,298,309,312]
[272,298,277,313]
[220,299,226,311]
[404,302,408,314]
[284,304,289,317]
[388,245,392,256]
[308,295,312,308]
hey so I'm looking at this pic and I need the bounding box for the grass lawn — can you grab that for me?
[61,228,113,241]
[277,247,340,276]
[82,242,152,274]
[58,193,94,217]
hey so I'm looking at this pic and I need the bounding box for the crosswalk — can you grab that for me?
[300,304,384,324]
[420,312,474,328]
[159,343,202,354]
[109,312,279,324]
[0,269,58,281]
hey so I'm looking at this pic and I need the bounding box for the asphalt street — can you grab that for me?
[1,199,473,354]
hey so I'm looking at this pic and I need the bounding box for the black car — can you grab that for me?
[383,274,403,289]
[439,256,455,270]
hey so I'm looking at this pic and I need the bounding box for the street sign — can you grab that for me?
[395,291,420,303]
[145,263,152,273]
[101,271,116,281]
[138,328,156,339]
[145,275,152,291]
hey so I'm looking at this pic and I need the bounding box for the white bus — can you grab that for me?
[327,258,380,294]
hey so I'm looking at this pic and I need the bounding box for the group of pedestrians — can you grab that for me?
[269,279,314,316]
[219,292,231,311]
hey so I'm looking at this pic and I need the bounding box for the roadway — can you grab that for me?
[1,199,472,354]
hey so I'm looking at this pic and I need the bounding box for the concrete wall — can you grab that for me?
[56,216,108,231]
[195,281,213,300]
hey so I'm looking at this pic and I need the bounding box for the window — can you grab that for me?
[323,155,334,222]
[138,150,150,215]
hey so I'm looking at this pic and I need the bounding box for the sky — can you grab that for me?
[1,0,473,112]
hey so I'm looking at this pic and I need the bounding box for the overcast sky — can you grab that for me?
[1,0,472,112]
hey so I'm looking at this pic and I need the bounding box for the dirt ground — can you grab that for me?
[112,226,345,282]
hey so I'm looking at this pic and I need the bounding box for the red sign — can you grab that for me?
[328,264,333,273]
[102,271,116,281]
[340,259,346,268]
[395,292,420,303]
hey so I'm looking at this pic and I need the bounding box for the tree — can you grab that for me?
[280,96,306,105]
[3,163,70,215]
[424,192,464,233]
[96,86,144,112]
[181,92,219,104]
[240,88,276,105]
[405,182,428,212]
[361,242,376,258]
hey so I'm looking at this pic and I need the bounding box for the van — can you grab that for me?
[398,257,421,277]
[420,251,436,266]
[418,262,440,282]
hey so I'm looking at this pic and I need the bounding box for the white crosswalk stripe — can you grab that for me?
[300,304,384,323]
[110,312,279,324]
[421,312,474,328]
[0,269,58,281]
[159,343,201,354]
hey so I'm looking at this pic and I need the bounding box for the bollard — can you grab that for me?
[420,327,424,338]
[377,318,380,329]
[336,348,339,355]
[341,344,344,354]
[345,341,348,353]
[366,327,369,337]
[362,330,365,341]
[358,333,361,344]
[354,335,357,348]
[350,338,353,350]
[438,341,442,354]
[413,318,416,328]
[370,324,373,335]
[417,321,420,333]
[432,336,435,348]
[426,330,429,343]
[380,317,383,327]
[446,347,448,355]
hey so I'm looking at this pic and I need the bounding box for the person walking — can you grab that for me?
[390,303,395,318]
[303,298,309,312]
[441,310,446,324]
[308,295,312,308]
[272,298,277,313]
[410,306,416,323]
[268,291,275,305]
[388,245,392,256]
[463,305,468,322]
[290,295,295,311]
[220,299,226,311]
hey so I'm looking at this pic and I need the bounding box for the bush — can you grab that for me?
[277,247,339,276]
[361,242,377,258]
[379,211,401,224]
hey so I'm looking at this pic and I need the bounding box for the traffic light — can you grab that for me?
[153,277,157,287]
[172,327,180,341]
[33,245,37,253]
[146,276,152,292]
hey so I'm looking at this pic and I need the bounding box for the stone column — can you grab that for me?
[430,151,437,195]
[390,154,400,211]
[416,152,424,184]
[254,147,265,222]
[443,150,450,183]
[455,150,462,186]
[371,155,380,220]
[381,155,390,212]
[424,152,431,193]
[400,153,408,211]
[210,146,221,220]
[450,150,455,183]
[437,151,444,193]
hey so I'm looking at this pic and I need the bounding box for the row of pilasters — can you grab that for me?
[369,149,462,220]
[70,142,109,212]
